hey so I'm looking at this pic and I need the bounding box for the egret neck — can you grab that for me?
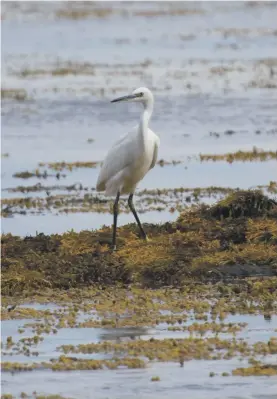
[139,98,154,150]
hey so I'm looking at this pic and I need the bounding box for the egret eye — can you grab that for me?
[139,92,144,97]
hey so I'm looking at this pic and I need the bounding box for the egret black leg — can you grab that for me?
[128,193,147,240]
[112,191,120,251]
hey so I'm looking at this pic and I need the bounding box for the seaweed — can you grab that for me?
[1,191,277,296]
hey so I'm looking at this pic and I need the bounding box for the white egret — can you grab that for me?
[96,87,160,251]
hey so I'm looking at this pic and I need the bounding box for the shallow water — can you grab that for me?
[2,304,277,399]
[1,1,277,236]
[2,362,277,399]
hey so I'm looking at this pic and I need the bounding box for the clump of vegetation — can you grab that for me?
[17,62,96,78]
[232,364,277,376]
[1,356,146,372]
[12,170,66,180]
[133,8,204,17]
[5,183,84,194]
[199,147,277,163]
[58,336,277,363]
[1,88,28,101]
[1,191,277,295]
[206,190,277,219]
[55,7,114,20]
[157,159,182,166]
[38,161,100,171]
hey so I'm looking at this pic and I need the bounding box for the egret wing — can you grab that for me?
[149,135,160,170]
[96,127,137,191]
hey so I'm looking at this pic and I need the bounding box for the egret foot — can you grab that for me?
[140,232,148,241]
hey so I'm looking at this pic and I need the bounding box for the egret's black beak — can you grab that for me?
[111,93,140,103]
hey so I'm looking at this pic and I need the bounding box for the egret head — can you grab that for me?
[111,87,153,107]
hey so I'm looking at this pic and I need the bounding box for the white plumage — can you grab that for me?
[97,87,159,196]
[96,87,160,250]
[97,126,159,196]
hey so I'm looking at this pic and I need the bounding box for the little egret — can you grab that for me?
[96,87,160,251]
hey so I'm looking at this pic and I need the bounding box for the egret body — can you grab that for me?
[96,87,160,251]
